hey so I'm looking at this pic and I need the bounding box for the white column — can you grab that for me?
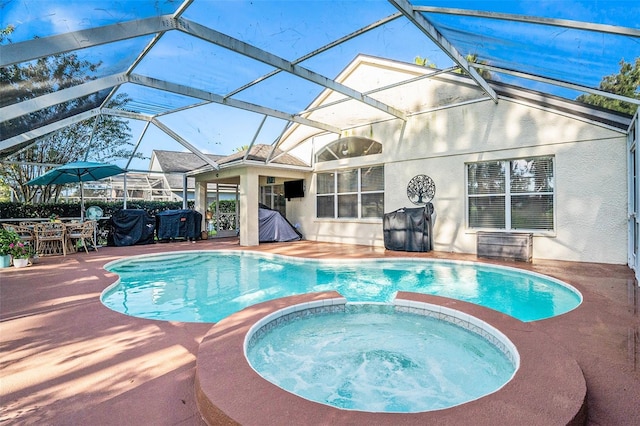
[194,180,207,233]
[239,169,259,246]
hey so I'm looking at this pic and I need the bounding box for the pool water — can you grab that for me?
[101,250,581,323]
[245,303,516,412]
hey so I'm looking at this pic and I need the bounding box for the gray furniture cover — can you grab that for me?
[259,205,302,242]
[383,204,435,252]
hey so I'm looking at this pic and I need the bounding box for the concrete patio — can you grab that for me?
[1,238,638,425]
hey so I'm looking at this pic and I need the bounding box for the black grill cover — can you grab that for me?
[259,205,302,242]
[108,209,155,246]
[383,204,435,252]
[156,209,202,241]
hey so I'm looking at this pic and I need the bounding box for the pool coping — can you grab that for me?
[195,291,587,426]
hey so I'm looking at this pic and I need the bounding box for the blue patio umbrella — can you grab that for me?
[27,161,126,221]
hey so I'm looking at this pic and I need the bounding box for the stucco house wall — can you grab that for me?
[288,63,628,264]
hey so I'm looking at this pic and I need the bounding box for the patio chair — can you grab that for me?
[19,221,40,227]
[66,221,98,254]
[34,222,67,256]
[2,223,35,245]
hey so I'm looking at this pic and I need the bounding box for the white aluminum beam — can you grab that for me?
[0,16,172,67]
[414,6,640,37]
[388,0,498,103]
[121,0,194,81]
[226,12,403,98]
[154,100,211,118]
[0,109,101,153]
[265,122,295,164]
[100,107,153,121]
[129,74,341,134]
[173,0,194,18]
[151,118,220,170]
[244,115,268,161]
[126,121,151,170]
[177,18,407,120]
[0,73,128,122]
[477,64,640,106]
[301,66,459,114]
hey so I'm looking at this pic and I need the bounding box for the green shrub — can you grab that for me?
[0,200,196,220]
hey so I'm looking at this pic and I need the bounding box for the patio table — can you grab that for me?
[33,222,67,256]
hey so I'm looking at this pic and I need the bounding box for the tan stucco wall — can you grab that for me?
[293,96,628,264]
[195,57,629,264]
[196,165,309,245]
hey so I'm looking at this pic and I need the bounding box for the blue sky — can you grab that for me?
[2,0,639,169]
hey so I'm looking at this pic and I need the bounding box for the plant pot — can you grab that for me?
[13,258,30,268]
[0,254,11,268]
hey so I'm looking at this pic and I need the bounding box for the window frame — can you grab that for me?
[466,156,556,233]
[315,136,382,163]
[316,165,384,220]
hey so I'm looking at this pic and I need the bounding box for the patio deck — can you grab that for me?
[1,238,638,425]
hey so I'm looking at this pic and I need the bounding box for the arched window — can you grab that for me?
[316,137,382,162]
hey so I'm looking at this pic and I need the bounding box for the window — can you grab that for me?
[467,157,554,231]
[316,137,382,162]
[317,166,384,219]
[260,184,285,217]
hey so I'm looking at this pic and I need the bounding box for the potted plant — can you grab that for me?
[9,240,31,268]
[0,228,21,268]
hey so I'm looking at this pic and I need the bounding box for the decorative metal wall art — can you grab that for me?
[407,174,435,205]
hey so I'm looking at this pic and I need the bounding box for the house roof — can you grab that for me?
[149,145,309,189]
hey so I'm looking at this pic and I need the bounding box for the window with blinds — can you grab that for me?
[316,166,384,219]
[467,157,554,231]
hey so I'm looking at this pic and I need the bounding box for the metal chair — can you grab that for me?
[34,222,67,256]
[66,221,98,254]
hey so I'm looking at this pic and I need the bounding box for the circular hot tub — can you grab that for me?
[195,292,587,425]
[244,301,518,413]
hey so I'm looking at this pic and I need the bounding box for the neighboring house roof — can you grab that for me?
[216,144,310,167]
[151,150,225,190]
[152,150,225,173]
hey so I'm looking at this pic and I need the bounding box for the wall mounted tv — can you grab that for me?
[284,179,304,200]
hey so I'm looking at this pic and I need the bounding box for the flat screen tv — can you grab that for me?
[284,179,304,199]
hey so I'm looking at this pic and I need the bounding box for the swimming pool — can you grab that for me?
[101,250,582,323]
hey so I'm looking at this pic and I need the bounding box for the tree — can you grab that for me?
[577,58,640,115]
[0,181,10,202]
[415,53,491,79]
[0,25,143,202]
[454,53,492,79]
[414,56,437,68]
